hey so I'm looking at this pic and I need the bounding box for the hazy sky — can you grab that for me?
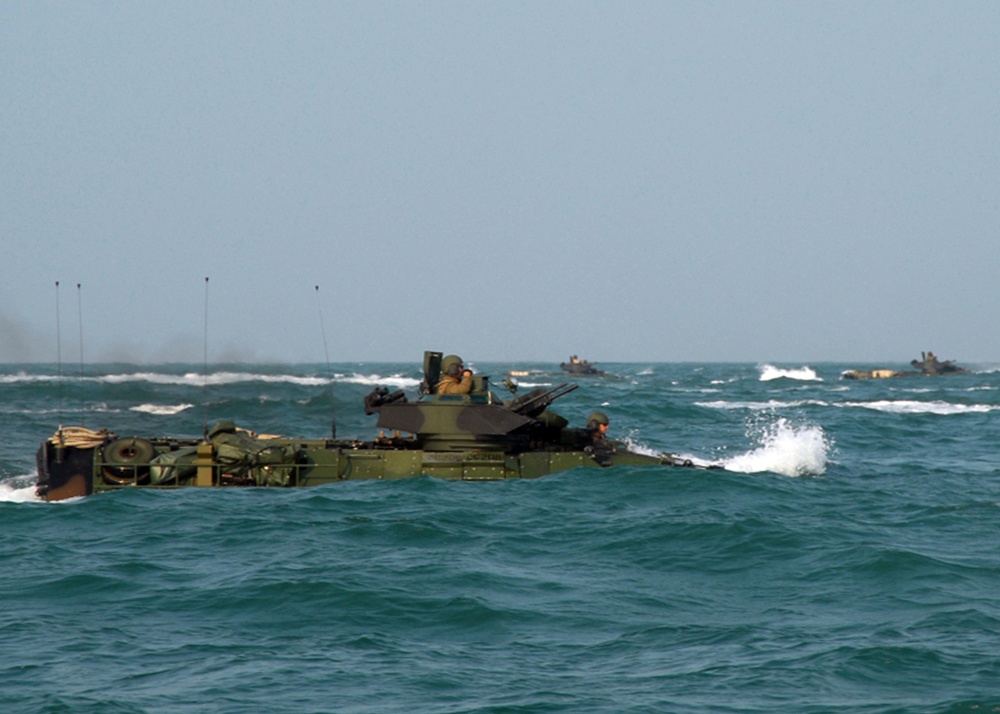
[2,2,998,364]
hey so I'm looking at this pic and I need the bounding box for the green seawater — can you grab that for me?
[3,362,1000,713]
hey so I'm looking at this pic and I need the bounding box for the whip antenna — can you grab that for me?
[202,277,210,438]
[315,285,336,438]
[76,283,85,426]
[55,280,63,429]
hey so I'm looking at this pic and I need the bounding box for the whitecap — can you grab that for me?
[758,364,823,382]
[130,403,195,416]
[338,373,422,389]
[696,399,830,411]
[840,400,998,415]
[0,371,42,384]
[97,371,334,387]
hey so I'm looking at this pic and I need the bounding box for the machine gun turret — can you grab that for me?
[508,383,579,418]
[363,386,408,415]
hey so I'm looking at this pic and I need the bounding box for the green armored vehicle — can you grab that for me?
[560,355,605,377]
[35,352,712,501]
[842,351,970,380]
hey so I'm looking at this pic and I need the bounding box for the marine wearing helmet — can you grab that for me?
[436,354,474,395]
[586,411,610,440]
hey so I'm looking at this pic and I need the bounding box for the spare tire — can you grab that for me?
[101,438,155,485]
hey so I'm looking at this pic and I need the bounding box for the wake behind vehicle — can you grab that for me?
[35,352,713,501]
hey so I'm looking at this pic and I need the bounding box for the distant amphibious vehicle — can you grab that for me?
[842,351,970,380]
[35,352,714,501]
[560,356,605,377]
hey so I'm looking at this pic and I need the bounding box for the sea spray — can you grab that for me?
[0,478,41,503]
[724,416,831,476]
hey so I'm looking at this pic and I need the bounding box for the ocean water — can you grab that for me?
[3,361,1000,713]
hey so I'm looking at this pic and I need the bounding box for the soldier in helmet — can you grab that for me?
[436,354,474,395]
[586,411,610,442]
[575,410,614,465]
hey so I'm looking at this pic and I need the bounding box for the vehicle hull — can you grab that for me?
[35,433,687,501]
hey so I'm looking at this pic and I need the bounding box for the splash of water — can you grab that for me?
[724,417,831,477]
[0,479,41,503]
[758,364,822,382]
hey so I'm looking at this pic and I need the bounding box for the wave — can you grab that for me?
[698,398,998,416]
[0,403,124,417]
[338,373,422,389]
[130,403,195,416]
[758,364,822,382]
[0,371,40,384]
[100,371,333,387]
[724,417,831,477]
[0,371,329,386]
[840,400,999,415]
[0,370,423,389]
[697,399,830,411]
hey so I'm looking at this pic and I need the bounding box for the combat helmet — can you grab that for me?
[441,354,464,377]
[587,411,609,429]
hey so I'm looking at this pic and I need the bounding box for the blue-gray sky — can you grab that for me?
[2,2,998,364]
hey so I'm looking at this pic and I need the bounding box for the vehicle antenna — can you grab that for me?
[315,285,336,438]
[76,283,85,427]
[202,276,210,438]
[54,280,63,430]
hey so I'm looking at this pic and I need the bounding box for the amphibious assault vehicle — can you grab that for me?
[35,352,712,501]
[560,356,605,377]
[842,351,969,380]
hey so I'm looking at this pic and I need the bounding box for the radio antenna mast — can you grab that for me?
[55,280,63,429]
[315,285,336,438]
[202,277,210,438]
[76,283,85,426]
